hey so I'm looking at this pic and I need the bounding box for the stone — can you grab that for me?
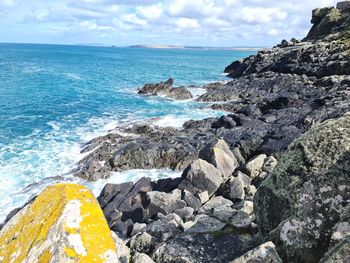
[243,154,267,178]
[254,114,350,263]
[146,189,186,218]
[0,184,118,263]
[186,214,226,233]
[152,232,255,263]
[182,189,202,211]
[145,213,183,241]
[130,223,147,237]
[198,139,238,178]
[337,1,350,10]
[242,201,254,217]
[320,237,350,263]
[179,159,224,197]
[133,253,155,263]
[129,232,158,254]
[111,231,131,263]
[231,241,283,263]
[174,207,194,221]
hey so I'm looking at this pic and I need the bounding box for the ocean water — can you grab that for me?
[0,43,254,222]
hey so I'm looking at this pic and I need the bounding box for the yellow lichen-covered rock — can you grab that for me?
[0,183,118,263]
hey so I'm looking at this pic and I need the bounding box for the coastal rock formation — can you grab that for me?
[254,114,350,263]
[138,78,193,100]
[0,184,118,262]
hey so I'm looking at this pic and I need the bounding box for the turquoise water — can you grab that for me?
[0,43,254,221]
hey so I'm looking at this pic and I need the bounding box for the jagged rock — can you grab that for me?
[152,232,255,263]
[242,201,254,217]
[130,223,147,237]
[198,139,238,178]
[186,214,226,233]
[146,189,186,218]
[129,232,158,254]
[231,241,283,263]
[145,213,183,242]
[138,78,192,100]
[174,207,194,221]
[179,159,224,197]
[243,154,267,178]
[0,184,118,262]
[182,189,202,211]
[254,114,350,263]
[133,253,155,263]
[320,237,350,263]
[221,171,251,202]
[111,231,131,263]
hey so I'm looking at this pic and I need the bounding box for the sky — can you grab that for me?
[0,0,340,47]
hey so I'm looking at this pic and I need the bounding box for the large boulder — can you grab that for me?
[0,184,118,262]
[198,139,239,178]
[179,159,224,198]
[231,241,283,263]
[254,113,350,263]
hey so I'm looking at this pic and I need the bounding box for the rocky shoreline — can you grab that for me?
[0,3,349,263]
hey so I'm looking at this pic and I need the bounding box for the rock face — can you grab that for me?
[254,114,350,263]
[0,184,118,262]
[138,78,193,100]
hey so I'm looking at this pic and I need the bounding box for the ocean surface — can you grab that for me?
[0,43,254,222]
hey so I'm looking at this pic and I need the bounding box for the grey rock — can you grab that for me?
[320,237,350,263]
[231,241,283,263]
[111,231,131,263]
[186,214,226,233]
[152,232,255,263]
[174,207,194,221]
[198,139,238,178]
[254,114,350,263]
[182,190,202,211]
[129,232,158,254]
[146,189,186,218]
[179,159,223,197]
[133,253,155,263]
[243,154,267,178]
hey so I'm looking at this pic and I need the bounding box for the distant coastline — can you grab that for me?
[129,44,264,51]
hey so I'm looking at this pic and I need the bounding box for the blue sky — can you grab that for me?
[0,0,339,47]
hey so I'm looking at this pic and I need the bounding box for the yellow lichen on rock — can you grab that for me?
[0,183,118,263]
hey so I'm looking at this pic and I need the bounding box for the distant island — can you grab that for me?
[129,44,264,51]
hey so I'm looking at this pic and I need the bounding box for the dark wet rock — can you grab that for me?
[231,241,283,263]
[152,232,255,263]
[138,78,193,100]
[254,114,350,263]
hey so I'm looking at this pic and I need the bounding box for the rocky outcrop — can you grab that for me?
[0,184,118,262]
[231,242,283,263]
[138,78,193,100]
[254,114,350,263]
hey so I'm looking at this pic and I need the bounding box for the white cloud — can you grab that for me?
[0,0,341,46]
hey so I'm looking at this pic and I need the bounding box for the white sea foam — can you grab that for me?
[65,73,83,80]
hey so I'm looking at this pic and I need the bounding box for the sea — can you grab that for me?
[0,43,254,222]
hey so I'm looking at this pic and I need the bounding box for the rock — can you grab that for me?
[243,154,267,178]
[0,184,118,262]
[152,232,255,263]
[254,114,350,263]
[198,139,238,178]
[146,189,186,218]
[182,189,202,211]
[212,116,237,129]
[221,172,251,202]
[145,213,183,242]
[111,231,131,263]
[179,159,224,197]
[337,1,350,10]
[129,232,158,254]
[231,241,283,263]
[130,223,147,237]
[320,237,350,263]
[186,214,226,233]
[133,253,155,263]
[174,207,194,221]
[242,201,254,217]
[138,78,192,100]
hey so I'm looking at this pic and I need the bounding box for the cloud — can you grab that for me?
[0,0,340,46]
